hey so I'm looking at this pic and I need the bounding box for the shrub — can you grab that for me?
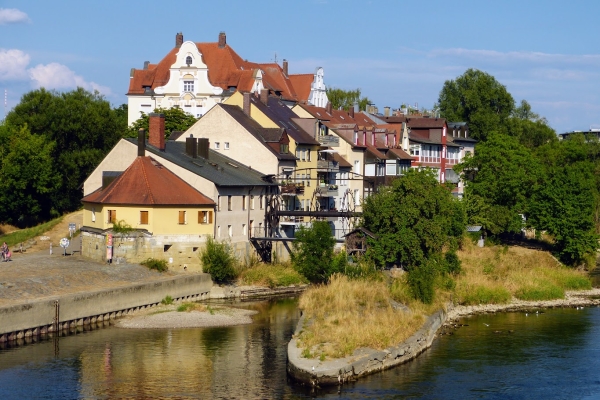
[407,259,436,304]
[141,258,168,272]
[444,250,462,275]
[112,219,134,234]
[161,295,173,305]
[200,237,237,283]
[290,221,336,283]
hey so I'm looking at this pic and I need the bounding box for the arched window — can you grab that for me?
[185,56,192,66]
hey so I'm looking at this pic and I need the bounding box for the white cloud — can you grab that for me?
[429,48,600,66]
[0,49,30,80]
[0,8,30,25]
[28,63,112,95]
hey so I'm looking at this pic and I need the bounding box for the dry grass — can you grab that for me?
[297,274,425,359]
[455,240,591,304]
[238,263,307,288]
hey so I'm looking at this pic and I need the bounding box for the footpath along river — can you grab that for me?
[0,296,599,399]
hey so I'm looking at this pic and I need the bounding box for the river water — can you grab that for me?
[0,297,599,399]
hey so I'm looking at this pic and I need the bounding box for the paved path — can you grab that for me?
[0,251,185,307]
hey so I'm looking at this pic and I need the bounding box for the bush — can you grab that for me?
[112,219,134,234]
[407,259,436,304]
[161,295,173,305]
[290,221,336,284]
[141,258,168,272]
[444,250,462,275]
[200,237,237,283]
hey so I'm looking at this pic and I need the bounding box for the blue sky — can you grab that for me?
[1,0,599,133]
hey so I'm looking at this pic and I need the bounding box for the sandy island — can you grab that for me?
[115,305,258,329]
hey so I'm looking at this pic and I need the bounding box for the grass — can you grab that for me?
[177,302,208,312]
[238,262,308,288]
[297,274,425,360]
[0,215,64,247]
[141,258,168,272]
[455,240,592,304]
[161,295,173,305]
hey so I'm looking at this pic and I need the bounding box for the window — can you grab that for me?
[354,160,361,174]
[353,131,358,144]
[107,210,116,223]
[218,196,222,212]
[198,210,213,224]
[250,195,255,210]
[185,55,192,65]
[140,211,149,225]
[228,225,232,237]
[260,195,264,210]
[91,207,96,223]
[228,196,232,211]
[242,223,246,235]
[410,144,421,157]
[178,211,187,225]
[183,80,194,92]
[224,142,230,150]
[242,195,246,210]
[280,144,289,154]
[215,142,220,149]
[217,225,221,237]
[354,189,360,206]
[249,220,253,236]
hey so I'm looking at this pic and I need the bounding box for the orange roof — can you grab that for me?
[288,73,314,102]
[82,157,215,206]
[129,38,307,102]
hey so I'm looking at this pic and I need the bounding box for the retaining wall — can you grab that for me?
[0,274,213,342]
[287,308,447,386]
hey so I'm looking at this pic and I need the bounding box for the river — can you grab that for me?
[0,297,599,399]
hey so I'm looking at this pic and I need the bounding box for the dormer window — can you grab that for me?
[186,56,192,66]
[184,81,194,92]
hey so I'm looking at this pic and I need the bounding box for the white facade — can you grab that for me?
[307,67,329,108]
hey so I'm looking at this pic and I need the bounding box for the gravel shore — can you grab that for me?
[115,305,258,329]
[445,287,600,323]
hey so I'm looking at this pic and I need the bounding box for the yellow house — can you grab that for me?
[81,156,215,270]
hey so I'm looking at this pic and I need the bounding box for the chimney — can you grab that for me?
[198,138,209,159]
[354,101,359,113]
[326,101,332,114]
[349,106,354,118]
[149,113,165,150]
[282,59,288,77]
[137,129,146,157]
[176,32,183,48]
[218,31,226,48]
[243,92,251,116]
[143,61,150,70]
[185,134,198,158]
[384,106,390,117]
[260,89,269,105]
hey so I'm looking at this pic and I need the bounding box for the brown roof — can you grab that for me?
[82,157,215,206]
[387,147,413,160]
[333,152,352,168]
[288,73,314,102]
[407,117,447,128]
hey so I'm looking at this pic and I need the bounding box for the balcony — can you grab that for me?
[317,135,340,147]
[316,184,339,197]
[280,183,305,196]
[317,159,340,171]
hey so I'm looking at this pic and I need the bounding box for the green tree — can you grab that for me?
[200,237,237,283]
[437,69,515,141]
[457,133,541,235]
[290,221,337,284]
[326,87,372,112]
[0,126,59,226]
[5,87,123,214]
[127,107,198,139]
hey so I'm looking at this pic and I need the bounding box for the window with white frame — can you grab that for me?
[421,144,441,163]
[215,142,220,149]
[386,161,397,176]
[410,144,421,158]
[228,225,232,237]
[354,160,361,174]
[250,195,255,210]
[183,80,194,92]
[447,146,460,165]
[224,142,230,150]
[242,223,246,235]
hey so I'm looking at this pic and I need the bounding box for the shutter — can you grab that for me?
[140,211,148,224]
[179,211,185,224]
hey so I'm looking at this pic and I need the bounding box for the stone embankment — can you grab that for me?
[287,288,600,387]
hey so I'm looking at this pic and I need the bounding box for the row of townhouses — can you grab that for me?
[81,32,476,270]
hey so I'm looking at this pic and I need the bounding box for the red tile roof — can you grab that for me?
[82,157,215,206]
[288,73,314,102]
[407,117,447,128]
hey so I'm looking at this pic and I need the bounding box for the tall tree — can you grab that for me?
[326,87,372,112]
[4,87,123,216]
[127,107,198,139]
[437,69,515,141]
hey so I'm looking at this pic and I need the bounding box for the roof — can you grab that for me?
[125,138,276,187]
[387,147,413,160]
[288,73,313,102]
[82,157,215,206]
[218,104,297,160]
[251,95,320,145]
[333,152,352,168]
[407,117,447,129]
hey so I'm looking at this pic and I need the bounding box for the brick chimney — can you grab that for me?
[349,106,354,118]
[384,106,390,117]
[243,92,251,116]
[143,61,149,70]
[137,129,146,156]
[176,32,183,48]
[260,89,269,105]
[218,31,226,48]
[326,101,332,114]
[282,59,288,77]
[149,113,165,150]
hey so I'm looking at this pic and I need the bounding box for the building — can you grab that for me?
[127,32,329,125]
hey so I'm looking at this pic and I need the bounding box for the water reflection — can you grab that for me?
[1,299,600,399]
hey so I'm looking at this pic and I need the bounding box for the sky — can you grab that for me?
[1,0,600,134]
